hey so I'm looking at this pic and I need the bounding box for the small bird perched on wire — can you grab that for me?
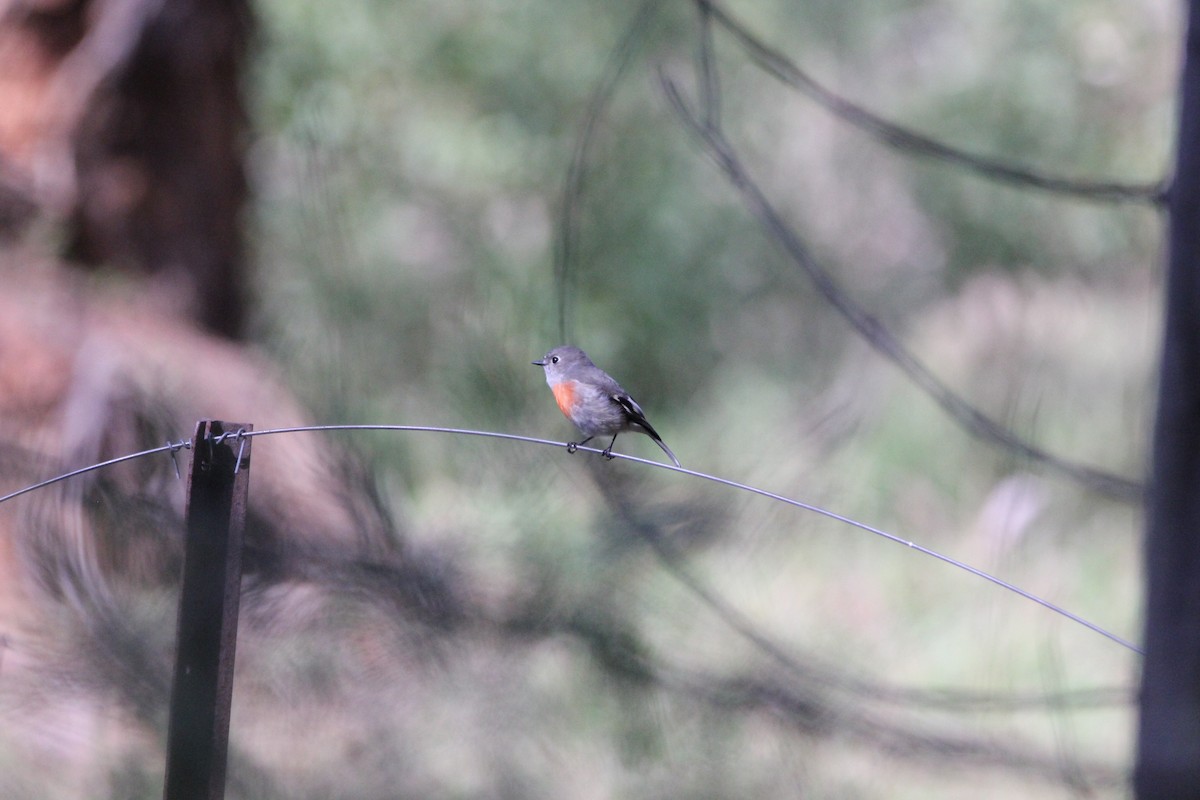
[533,345,682,467]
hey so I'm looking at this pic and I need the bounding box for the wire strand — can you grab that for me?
[0,439,192,506]
[227,425,1145,653]
[0,423,1141,654]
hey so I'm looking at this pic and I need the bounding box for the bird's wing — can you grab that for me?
[613,393,661,439]
[613,393,681,466]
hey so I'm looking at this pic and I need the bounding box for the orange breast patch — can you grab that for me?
[551,380,578,418]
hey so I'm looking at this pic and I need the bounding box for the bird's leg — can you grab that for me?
[567,436,593,454]
[600,434,618,460]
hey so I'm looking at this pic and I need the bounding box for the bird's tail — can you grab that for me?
[651,434,682,468]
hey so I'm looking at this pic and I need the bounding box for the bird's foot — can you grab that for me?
[566,442,579,454]
[600,447,616,461]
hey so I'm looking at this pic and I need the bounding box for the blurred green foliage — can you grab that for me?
[244,0,1172,795]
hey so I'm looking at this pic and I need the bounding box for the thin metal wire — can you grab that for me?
[0,439,192,506]
[233,425,1141,655]
[0,423,1141,654]
[672,459,1143,654]
[167,439,184,479]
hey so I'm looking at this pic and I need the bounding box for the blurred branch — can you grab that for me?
[513,476,1127,790]
[659,67,1144,504]
[15,0,254,337]
[0,158,39,237]
[665,664,1126,789]
[499,591,1126,790]
[598,472,1130,711]
[15,0,167,211]
[555,0,659,343]
[702,0,1167,205]
[696,0,721,132]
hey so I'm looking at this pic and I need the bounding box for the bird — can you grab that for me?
[533,345,681,467]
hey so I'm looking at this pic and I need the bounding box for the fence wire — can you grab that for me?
[0,422,1141,654]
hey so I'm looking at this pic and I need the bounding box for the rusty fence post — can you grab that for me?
[163,420,252,800]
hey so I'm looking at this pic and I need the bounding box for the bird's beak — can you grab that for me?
[532,359,546,367]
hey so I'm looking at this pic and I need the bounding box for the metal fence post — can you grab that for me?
[163,420,252,800]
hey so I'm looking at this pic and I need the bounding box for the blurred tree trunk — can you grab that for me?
[0,0,252,339]
[1136,1,1200,796]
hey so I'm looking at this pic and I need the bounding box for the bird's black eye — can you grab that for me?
[551,356,559,364]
